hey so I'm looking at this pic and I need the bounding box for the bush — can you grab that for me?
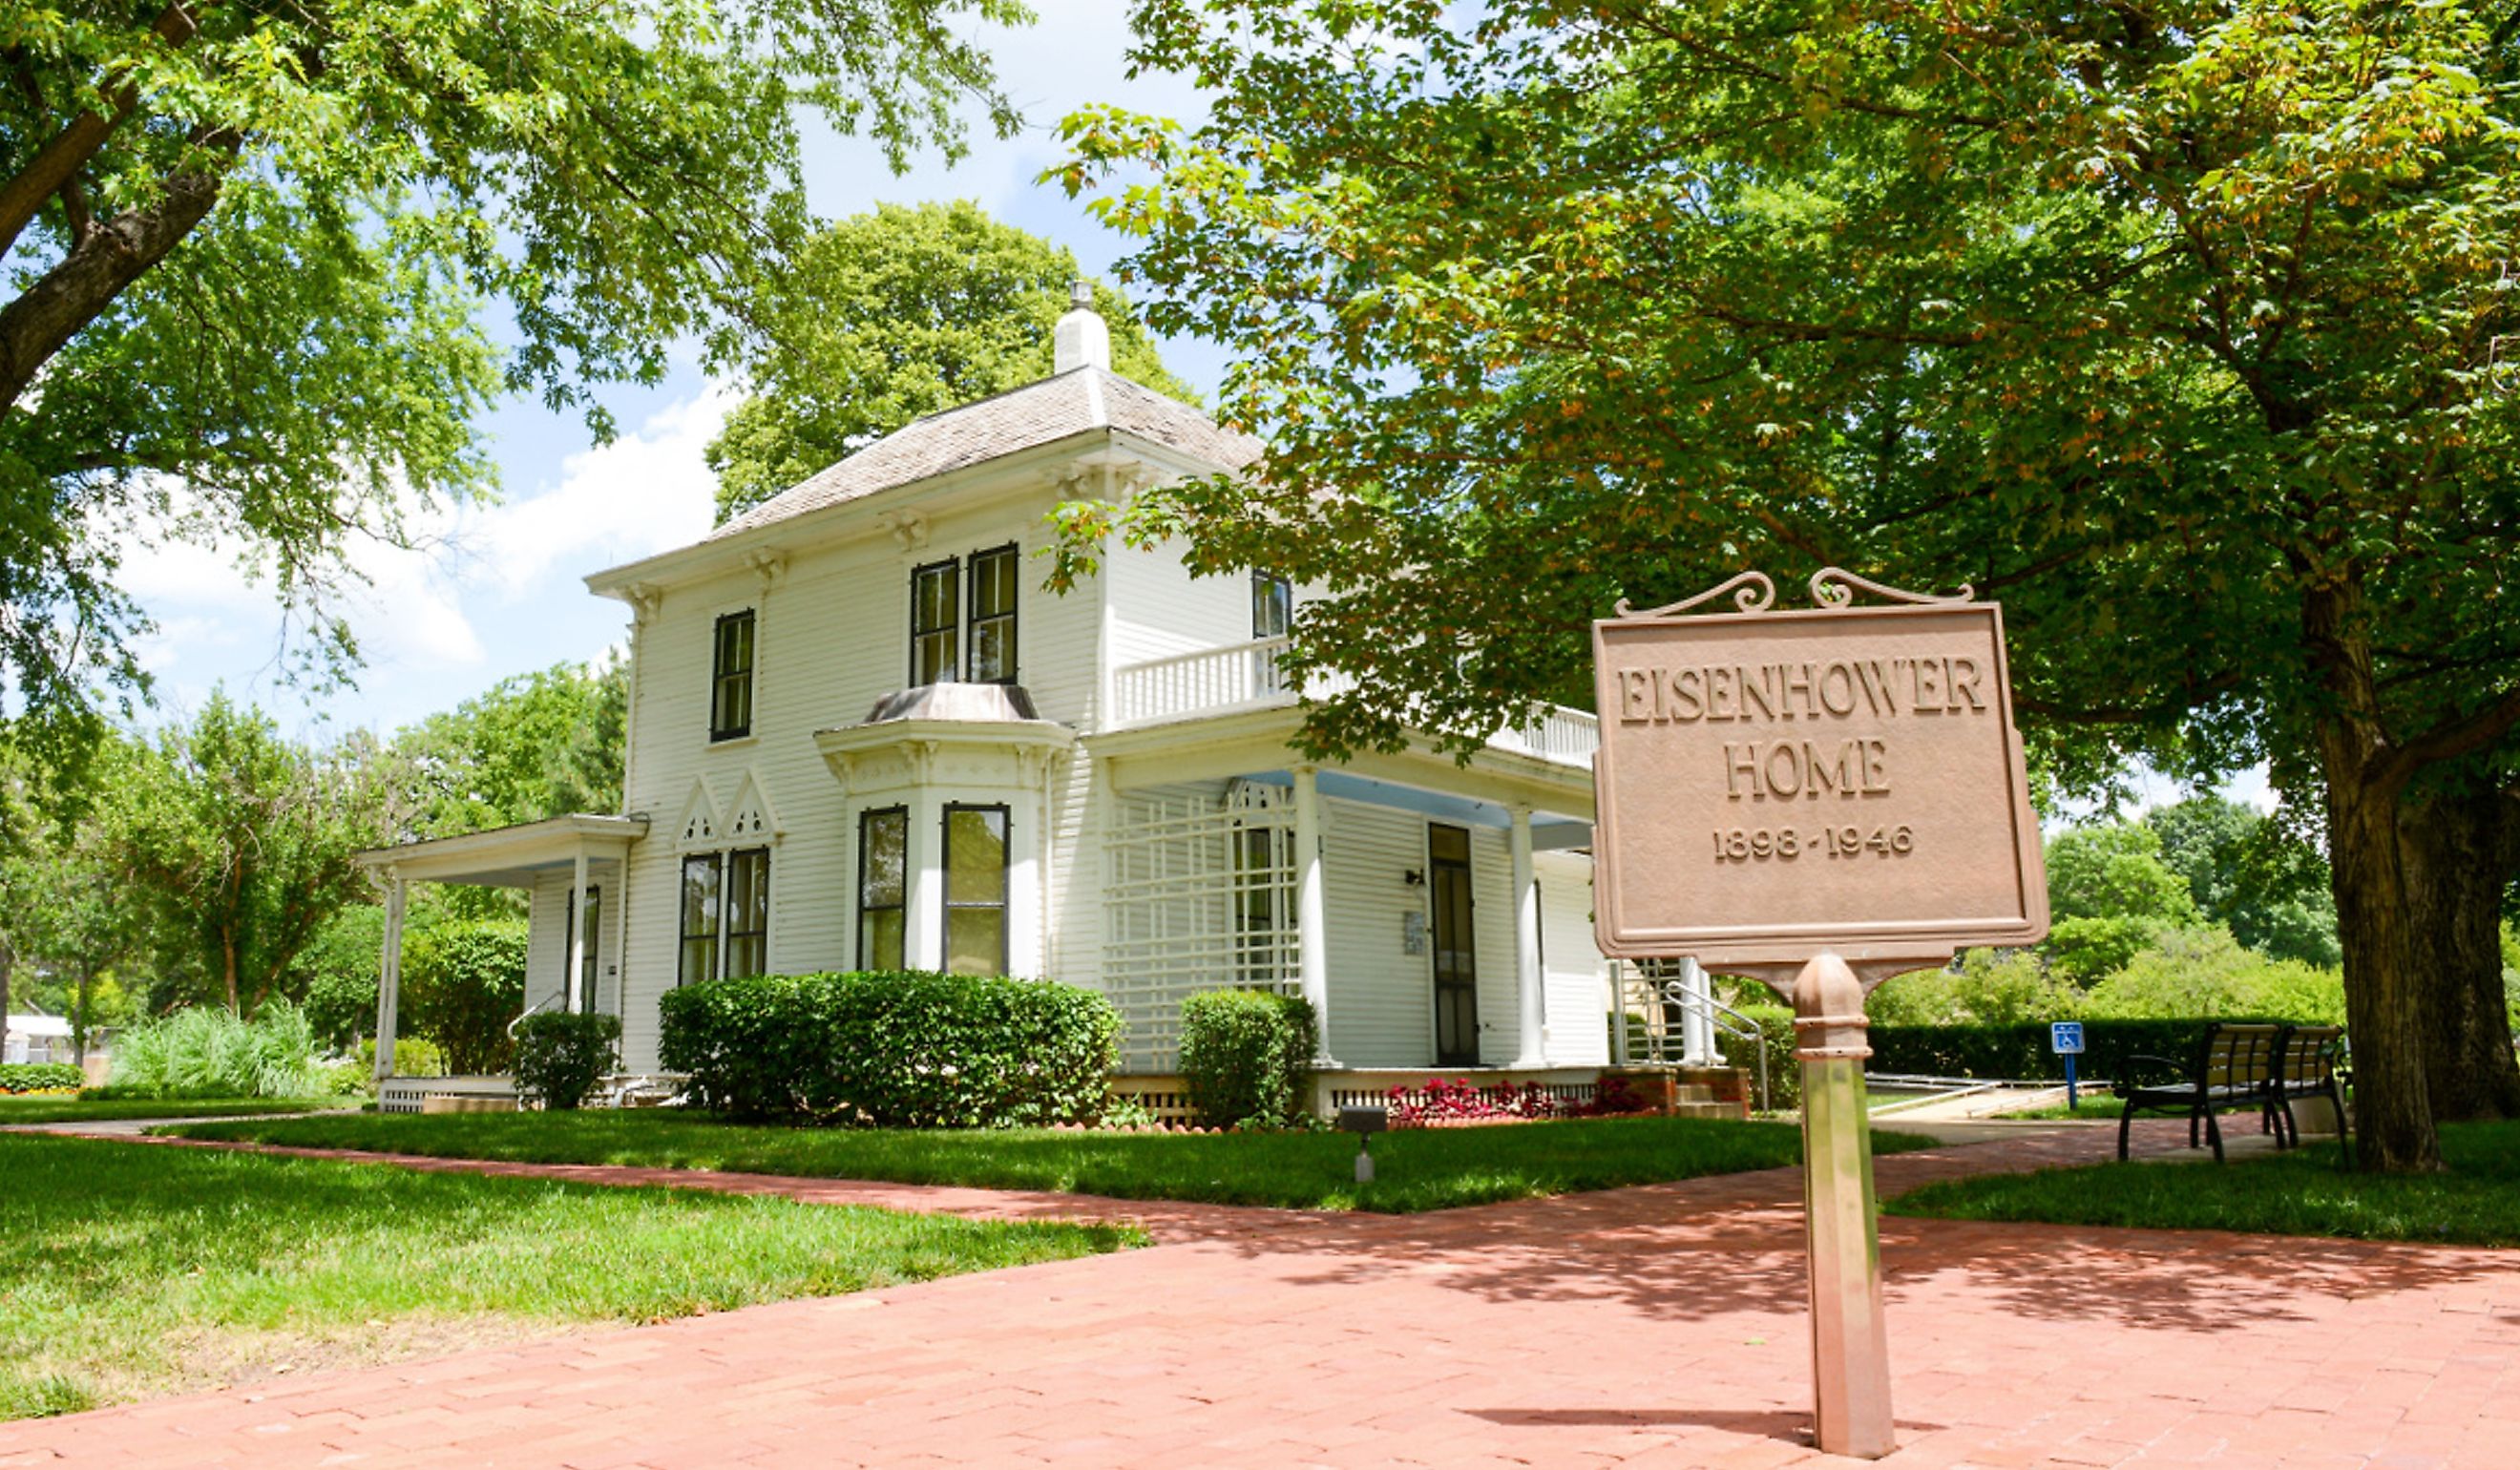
[1865,948,2082,1027]
[1864,1018,2298,1082]
[402,919,527,1074]
[0,1062,84,1094]
[1178,989,1317,1129]
[355,1037,450,1078]
[514,1013,621,1110]
[109,1002,321,1099]
[660,971,1121,1126]
[1718,1001,1801,1111]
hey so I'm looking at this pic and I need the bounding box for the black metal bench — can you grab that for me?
[2115,1022,2284,1163]
[2266,1024,2352,1164]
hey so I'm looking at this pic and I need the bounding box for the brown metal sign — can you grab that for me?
[1591,568,2049,973]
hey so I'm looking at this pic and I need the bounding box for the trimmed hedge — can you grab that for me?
[1719,1013,2317,1110]
[1179,989,1317,1129]
[513,1013,621,1111]
[659,971,1120,1126]
[0,1062,84,1094]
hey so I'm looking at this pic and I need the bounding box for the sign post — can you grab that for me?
[2050,1021,2086,1109]
[1591,569,2049,1460]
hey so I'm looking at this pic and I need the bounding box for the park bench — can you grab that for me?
[2265,1024,2351,1164]
[2115,1021,2284,1163]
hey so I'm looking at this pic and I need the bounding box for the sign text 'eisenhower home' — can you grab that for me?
[1613,655,1992,803]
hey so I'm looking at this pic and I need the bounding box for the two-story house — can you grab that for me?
[361,287,1631,1111]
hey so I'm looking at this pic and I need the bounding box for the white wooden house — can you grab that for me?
[362,288,1655,1111]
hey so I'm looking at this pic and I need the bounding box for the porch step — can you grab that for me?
[1670,1100,1743,1121]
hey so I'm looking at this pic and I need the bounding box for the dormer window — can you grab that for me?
[711,610,755,741]
[912,558,958,684]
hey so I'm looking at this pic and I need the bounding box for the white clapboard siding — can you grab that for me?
[1106,533,1255,671]
[1538,850,1612,1066]
[613,481,1107,1072]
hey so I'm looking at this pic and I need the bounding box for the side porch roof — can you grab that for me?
[355,814,648,888]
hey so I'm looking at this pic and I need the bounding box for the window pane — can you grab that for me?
[972,548,1017,618]
[945,808,1007,905]
[679,855,721,986]
[861,808,905,905]
[726,933,766,980]
[1429,824,1470,863]
[915,563,957,632]
[946,909,1005,976]
[712,611,755,737]
[914,628,957,685]
[969,620,1011,682]
[860,910,905,972]
[1251,573,1290,639]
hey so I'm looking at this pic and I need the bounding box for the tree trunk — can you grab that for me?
[222,929,240,1013]
[74,962,93,1066]
[2402,787,2520,1121]
[0,935,12,1063]
[2306,579,2443,1172]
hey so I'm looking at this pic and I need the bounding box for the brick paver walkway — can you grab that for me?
[5,1121,2514,1469]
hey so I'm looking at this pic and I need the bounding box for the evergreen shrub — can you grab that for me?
[0,1062,84,1093]
[513,1012,621,1110]
[659,971,1120,1126]
[1178,989,1317,1129]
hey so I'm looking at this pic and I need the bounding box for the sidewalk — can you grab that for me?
[3,1120,2512,1469]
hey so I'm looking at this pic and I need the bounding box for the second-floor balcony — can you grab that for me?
[1110,638,1600,768]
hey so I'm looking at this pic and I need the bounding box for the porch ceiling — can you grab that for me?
[1088,707,1596,824]
[355,814,645,888]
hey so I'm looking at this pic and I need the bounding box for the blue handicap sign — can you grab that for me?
[2049,1021,2085,1055]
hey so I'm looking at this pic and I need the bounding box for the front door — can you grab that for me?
[1429,823,1480,1065]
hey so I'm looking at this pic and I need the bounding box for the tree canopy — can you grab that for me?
[0,0,1025,759]
[706,200,1193,523]
[1055,0,2520,1170]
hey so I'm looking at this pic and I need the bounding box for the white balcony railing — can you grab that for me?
[1109,639,1599,766]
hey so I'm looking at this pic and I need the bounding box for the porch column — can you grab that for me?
[1509,806,1547,1068]
[1292,764,1338,1065]
[374,874,406,1088]
[610,851,630,1021]
[567,842,589,1014]
[1679,955,1716,1065]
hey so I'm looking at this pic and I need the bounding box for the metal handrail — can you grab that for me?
[506,992,563,1043]
[1656,978,1773,1115]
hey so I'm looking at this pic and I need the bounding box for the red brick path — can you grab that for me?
[5,1122,2515,1469]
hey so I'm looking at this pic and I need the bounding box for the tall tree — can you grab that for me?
[392,657,628,839]
[1056,0,2520,1170]
[2148,797,2340,968]
[708,200,1194,522]
[0,0,1025,752]
[112,694,384,1013]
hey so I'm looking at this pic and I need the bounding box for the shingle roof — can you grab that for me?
[710,368,1261,540]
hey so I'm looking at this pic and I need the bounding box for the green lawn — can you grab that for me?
[0,1096,342,1125]
[0,1132,1131,1420]
[1887,1119,2520,1247]
[171,1108,1944,1213]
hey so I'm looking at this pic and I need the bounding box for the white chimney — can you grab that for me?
[1054,280,1111,374]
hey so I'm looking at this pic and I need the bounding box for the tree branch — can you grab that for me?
[0,130,239,410]
[0,2,201,262]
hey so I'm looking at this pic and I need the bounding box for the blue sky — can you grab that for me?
[119,0,1218,745]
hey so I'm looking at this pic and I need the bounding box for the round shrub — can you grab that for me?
[1179,989,1317,1129]
[659,971,1121,1127]
[513,1012,622,1110]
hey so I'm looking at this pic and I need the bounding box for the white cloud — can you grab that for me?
[107,381,733,724]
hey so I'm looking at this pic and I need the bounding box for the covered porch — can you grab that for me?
[1086,699,1604,1079]
[356,814,647,1111]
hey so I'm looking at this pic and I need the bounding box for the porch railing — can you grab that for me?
[1110,638,1599,766]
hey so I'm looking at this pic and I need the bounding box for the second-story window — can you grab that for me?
[967,544,1018,683]
[1251,572,1292,640]
[711,610,755,741]
[912,558,959,684]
